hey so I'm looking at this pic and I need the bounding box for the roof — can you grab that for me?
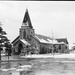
[35,34,68,45]
[35,34,53,44]
[22,9,33,29]
[56,38,68,44]
[12,36,19,44]
[12,34,68,45]
[20,39,30,45]
[12,34,53,45]
[12,37,30,46]
[54,41,65,45]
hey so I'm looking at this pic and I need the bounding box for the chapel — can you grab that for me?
[12,9,69,55]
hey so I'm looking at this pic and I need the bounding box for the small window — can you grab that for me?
[26,45,29,48]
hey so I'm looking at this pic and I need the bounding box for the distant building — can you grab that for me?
[54,38,69,53]
[12,9,69,55]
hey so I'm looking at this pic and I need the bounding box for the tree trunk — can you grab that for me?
[0,50,1,62]
[8,51,9,61]
[8,55,9,60]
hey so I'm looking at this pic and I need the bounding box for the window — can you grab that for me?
[27,35,31,41]
[23,30,26,39]
[26,45,29,48]
[59,45,61,49]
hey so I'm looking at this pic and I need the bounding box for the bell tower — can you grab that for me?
[19,9,35,41]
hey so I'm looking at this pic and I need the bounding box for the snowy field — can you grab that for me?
[1,53,75,75]
[21,53,75,59]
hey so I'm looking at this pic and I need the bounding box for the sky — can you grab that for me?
[0,1,75,49]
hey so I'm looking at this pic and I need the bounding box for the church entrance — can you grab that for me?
[18,43,23,54]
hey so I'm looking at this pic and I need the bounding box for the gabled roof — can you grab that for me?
[35,34,53,44]
[12,34,68,45]
[12,36,30,46]
[12,36,19,44]
[22,9,33,29]
[12,34,53,45]
[56,38,68,44]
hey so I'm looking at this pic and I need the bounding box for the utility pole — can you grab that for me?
[52,31,54,57]
[51,30,60,57]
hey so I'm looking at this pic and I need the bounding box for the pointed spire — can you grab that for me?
[22,9,33,29]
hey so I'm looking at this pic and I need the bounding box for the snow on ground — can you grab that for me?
[54,53,75,59]
[21,53,75,59]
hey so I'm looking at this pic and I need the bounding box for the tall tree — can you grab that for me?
[0,22,9,62]
[5,41,12,60]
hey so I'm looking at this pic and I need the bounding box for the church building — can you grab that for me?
[12,9,69,55]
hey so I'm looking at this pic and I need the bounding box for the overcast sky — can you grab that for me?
[0,1,75,49]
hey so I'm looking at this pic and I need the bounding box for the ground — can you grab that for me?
[1,53,75,75]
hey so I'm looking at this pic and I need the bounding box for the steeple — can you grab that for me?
[22,9,33,29]
[20,9,35,40]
